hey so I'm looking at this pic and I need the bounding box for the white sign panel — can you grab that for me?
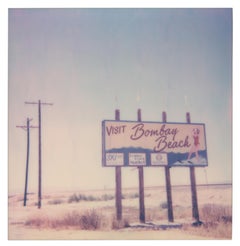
[105,153,124,166]
[129,153,146,166]
[102,120,208,167]
[151,153,168,166]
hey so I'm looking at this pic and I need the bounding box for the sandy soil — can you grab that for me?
[8,184,232,240]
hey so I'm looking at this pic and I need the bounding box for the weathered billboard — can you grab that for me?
[102,120,208,167]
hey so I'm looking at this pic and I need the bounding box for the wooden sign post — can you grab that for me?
[162,111,174,222]
[137,109,145,223]
[115,109,122,221]
[186,112,202,226]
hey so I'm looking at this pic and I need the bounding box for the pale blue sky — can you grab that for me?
[8,8,232,192]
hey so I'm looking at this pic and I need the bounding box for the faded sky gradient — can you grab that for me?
[8,8,232,193]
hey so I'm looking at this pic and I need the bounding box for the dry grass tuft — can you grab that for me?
[182,204,232,239]
[47,199,65,205]
[68,193,114,203]
[201,204,232,224]
[25,210,107,230]
[201,204,232,238]
[111,217,130,230]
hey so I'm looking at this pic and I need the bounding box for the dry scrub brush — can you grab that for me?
[183,204,232,239]
[25,210,108,230]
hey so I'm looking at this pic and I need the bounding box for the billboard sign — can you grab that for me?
[102,120,208,167]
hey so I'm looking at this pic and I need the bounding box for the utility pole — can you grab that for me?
[25,100,53,209]
[16,118,38,206]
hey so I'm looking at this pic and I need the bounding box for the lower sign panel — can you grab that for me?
[106,153,124,166]
[129,153,146,166]
[151,153,168,166]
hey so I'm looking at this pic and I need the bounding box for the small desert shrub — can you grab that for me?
[124,193,139,199]
[146,207,165,221]
[160,201,168,209]
[68,192,147,204]
[25,210,106,230]
[112,217,130,229]
[201,204,232,238]
[25,217,47,227]
[48,199,65,205]
[121,192,150,199]
[101,194,114,201]
[68,193,81,203]
[201,204,232,224]
[68,193,114,203]
[182,204,232,239]
[62,210,103,230]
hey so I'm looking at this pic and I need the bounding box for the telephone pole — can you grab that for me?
[25,100,53,209]
[16,118,38,206]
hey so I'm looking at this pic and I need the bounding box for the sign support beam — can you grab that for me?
[137,109,145,223]
[186,112,202,226]
[115,109,122,221]
[162,111,174,222]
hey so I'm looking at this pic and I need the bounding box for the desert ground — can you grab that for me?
[8,184,232,240]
